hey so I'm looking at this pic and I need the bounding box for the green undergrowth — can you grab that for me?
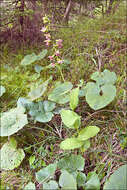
[55,3,126,83]
[0,2,126,190]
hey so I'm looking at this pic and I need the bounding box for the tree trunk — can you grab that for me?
[112,0,121,14]
[23,0,42,43]
[43,0,49,15]
[79,2,82,14]
[106,0,115,14]
[20,0,25,34]
[105,0,108,12]
[63,0,73,24]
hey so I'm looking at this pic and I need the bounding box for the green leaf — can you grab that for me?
[21,53,37,66]
[79,86,87,97]
[37,49,48,60]
[78,126,100,141]
[43,101,56,112]
[0,138,25,170]
[70,87,79,111]
[77,172,86,187]
[9,137,17,148]
[82,139,91,151]
[60,110,81,129]
[60,138,84,150]
[35,64,52,72]
[43,180,59,190]
[58,154,85,173]
[53,107,63,114]
[0,107,28,136]
[36,163,57,183]
[28,101,55,123]
[34,65,43,73]
[59,170,77,190]
[28,76,52,101]
[29,155,36,166]
[30,73,40,80]
[85,69,117,110]
[103,165,127,190]
[85,172,100,190]
[17,97,32,109]
[85,82,116,110]
[0,85,6,97]
[48,82,73,104]
[91,69,117,85]
[35,111,53,123]
[24,182,36,190]
[63,59,71,65]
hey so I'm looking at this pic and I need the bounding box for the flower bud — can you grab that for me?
[55,50,60,56]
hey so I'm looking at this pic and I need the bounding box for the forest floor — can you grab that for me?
[0,2,127,190]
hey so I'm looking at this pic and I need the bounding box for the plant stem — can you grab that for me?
[57,65,65,82]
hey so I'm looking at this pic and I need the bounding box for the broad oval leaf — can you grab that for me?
[43,180,58,190]
[0,138,25,170]
[79,86,87,97]
[48,82,73,104]
[78,126,100,141]
[36,163,57,183]
[34,65,43,73]
[58,154,85,172]
[82,140,91,151]
[60,110,81,129]
[24,182,36,190]
[0,107,28,136]
[17,97,32,109]
[21,53,37,66]
[0,85,6,97]
[28,76,52,101]
[28,101,55,123]
[85,172,100,190]
[59,170,77,190]
[37,49,48,61]
[35,112,54,123]
[103,165,127,190]
[43,100,56,112]
[60,138,84,150]
[86,83,116,110]
[77,172,86,187]
[70,87,79,111]
[91,69,117,85]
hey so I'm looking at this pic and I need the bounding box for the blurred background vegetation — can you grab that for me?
[0,0,124,46]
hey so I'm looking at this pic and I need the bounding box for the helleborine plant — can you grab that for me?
[41,15,67,82]
[21,16,70,82]
[60,87,100,150]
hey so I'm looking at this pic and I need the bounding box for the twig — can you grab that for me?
[83,109,124,124]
